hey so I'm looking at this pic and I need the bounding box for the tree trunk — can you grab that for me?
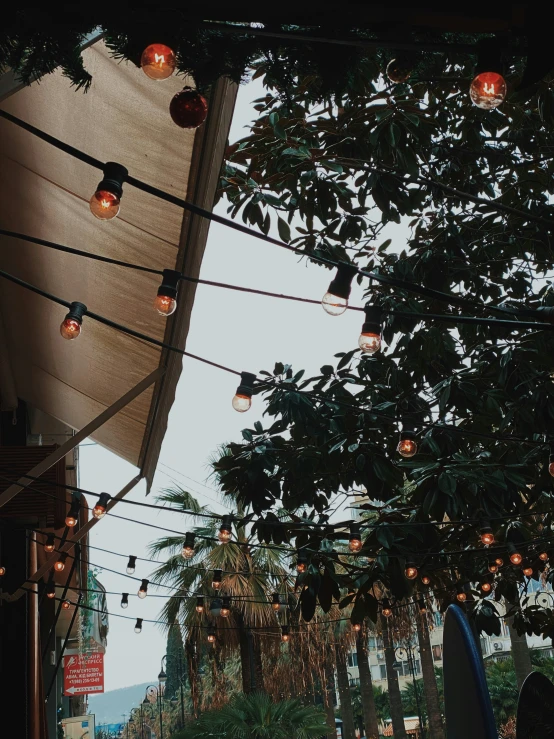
[253,632,265,693]
[356,632,380,739]
[323,651,338,739]
[416,612,445,739]
[508,615,533,689]
[334,642,356,739]
[236,613,253,693]
[381,618,407,739]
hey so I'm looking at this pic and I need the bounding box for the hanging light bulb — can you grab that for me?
[60,302,87,340]
[321,264,357,316]
[221,597,231,618]
[212,569,223,590]
[44,534,55,553]
[126,556,137,575]
[456,584,467,603]
[141,43,176,80]
[352,621,362,633]
[65,498,80,528]
[405,560,418,580]
[358,305,382,354]
[169,87,209,129]
[281,625,290,642]
[470,72,507,110]
[296,550,309,574]
[62,600,71,610]
[154,270,180,317]
[90,162,128,220]
[0,566,6,577]
[54,553,68,572]
[210,598,222,617]
[196,596,205,613]
[207,626,216,643]
[539,551,549,562]
[46,582,56,599]
[386,55,414,83]
[495,557,504,567]
[348,523,363,553]
[182,532,196,560]
[134,618,143,634]
[381,599,393,618]
[121,593,129,609]
[522,560,534,577]
[420,573,431,586]
[508,543,522,566]
[480,579,492,593]
[272,593,281,612]
[232,372,256,413]
[397,420,418,458]
[479,520,495,546]
[488,561,499,574]
[93,493,111,520]
[218,515,233,543]
[418,599,427,614]
[138,579,149,599]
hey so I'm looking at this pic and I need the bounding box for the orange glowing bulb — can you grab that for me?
[60,318,82,340]
[456,591,467,603]
[54,560,65,572]
[282,633,290,642]
[90,190,120,220]
[46,588,55,599]
[549,461,554,477]
[0,566,5,577]
[405,566,418,580]
[297,562,307,574]
[495,558,504,566]
[65,514,78,528]
[470,72,507,110]
[207,633,216,643]
[358,332,381,355]
[62,600,71,610]
[481,531,495,546]
[488,562,498,574]
[154,294,177,317]
[349,537,363,553]
[141,44,176,80]
[540,552,549,562]
[352,623,362,632]
[397,438,417,458]
[481,581,492,593]
[523,565,533,577]
[421,575,431,586]
[510,552,522,566]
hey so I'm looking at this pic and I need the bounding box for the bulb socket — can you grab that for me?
[157,269,181,300]
[64,302,87,326]
[138,579,149,597]
[196,595,205,612]
[235,372,256,400]
[127,555,137,574]
[212,569,223,589]
[474,37,505,76]
[135,618,143,633]
[281,624,290,642]
[96,162,128,200]
[327,264,357,300]
[121,593,129,608]
[361,305,382,335]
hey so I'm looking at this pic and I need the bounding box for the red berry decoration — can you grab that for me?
[169,87,208,129]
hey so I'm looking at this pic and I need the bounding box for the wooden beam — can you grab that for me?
[0,367,163,510]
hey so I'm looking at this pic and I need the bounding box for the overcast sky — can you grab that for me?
[83,78,399,704]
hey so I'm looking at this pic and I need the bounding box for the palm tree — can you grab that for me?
[356,628,380,739]
[148,487,292,698]
[381,616,408,739]
[335,640,357,739]
[485,659,518,725]
[175,692,330,739]
[415,609,445,739]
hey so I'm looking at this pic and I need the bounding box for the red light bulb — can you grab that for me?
[470,72,507,110]
[60,318,81,340]
[358,332,381,355]
[89,190,120,220]
[170,88,208,129]
[397,438,417,458]
[154,294,177,317]
[141,44,176,80]
[549,461,554,477]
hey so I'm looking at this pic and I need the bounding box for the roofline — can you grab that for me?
[139,76,238,491]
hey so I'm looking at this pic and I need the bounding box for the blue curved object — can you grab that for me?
[443,604,497,739]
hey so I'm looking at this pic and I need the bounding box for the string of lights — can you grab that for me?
[0,108,546,323]
[1,227,551,332]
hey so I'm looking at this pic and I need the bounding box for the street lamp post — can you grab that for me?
[144,684,164,739]
[160,650,186,730]
[394,644,426,739]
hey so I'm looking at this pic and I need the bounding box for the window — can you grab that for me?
[380,665,387,680]
[433,612,443,627]
[432,645,442,662]
[368,636,377,650]
[347,653,358,668]
[349,677,360,688]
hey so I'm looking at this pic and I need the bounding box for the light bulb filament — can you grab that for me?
[155,54,165,66]
[484,82,495,95]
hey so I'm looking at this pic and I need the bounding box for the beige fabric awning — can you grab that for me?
[0,41,236,486]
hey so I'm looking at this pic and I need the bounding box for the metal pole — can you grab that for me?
[45,592,83,701]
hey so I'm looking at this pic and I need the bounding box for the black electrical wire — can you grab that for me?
[0,108,542,322]
[1,227,551,331]
[0,266,240,376]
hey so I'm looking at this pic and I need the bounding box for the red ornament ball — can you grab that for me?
[169,87,208,129]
